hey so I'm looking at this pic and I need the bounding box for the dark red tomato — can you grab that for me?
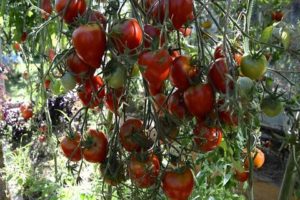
[208,58,234,93]
[77,75,105,108]
[128,154,160,188]
[234,169,249,182]
[41,0,52,20]
[60,133,82,161]
[66,52,92,77]
[153,93,167,116]
[214,45,225,59]
[145,0,156,10]
[72,24,106,68]
[38,134,47,143]
[44,79,51,89]
[184,83,214,119]
[21,32,27,42]
[144,24,165,48]
[148,82,164,96]
[48,49,56,62]
[162,167,194,200]
[168,90,189,120]
[83,129,108,163]
[39,123,47,133]
[193,124,222,152]
[138,49,172,85]
[151,0,194,30]
[169,0,194,30]
[170,55,197,91]
[21,108,33,120]
[219,111,238,126]
[111,18,143,54]
[272,11,283,22]
[104,88,124,113]
[119,118,150,152]
[20,103,33,120]
[55,0,86,24]
[179,27,192,37]
[88,10,107,29]
[100,159,125,186]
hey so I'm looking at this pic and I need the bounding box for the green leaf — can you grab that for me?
[281,29,291,50]
[260,25,273,43]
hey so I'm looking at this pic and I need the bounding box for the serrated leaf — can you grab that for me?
[260,25,273,43]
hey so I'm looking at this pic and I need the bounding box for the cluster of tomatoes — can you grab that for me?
[36,0,273,199]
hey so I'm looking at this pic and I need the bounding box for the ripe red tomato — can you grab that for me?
[20,103,33,120]
[88,10,107,29]
[272,11,283,22]
[104,88,124,113]
[128,154,160,188]
[41,0,52,20]
[169,0,194,29]
[179,27,192,37]
[72,24,106,68]
[119,118,152,152]
[170,55,198,91]
[168,90,189,120]
[13,42,21,51]
[77,75,105,108]
[148,82,164,96]
[151,0,194,30]
[193,124,222,152]
[184,83,214,120]
[138,49,172,85]
[162,167,194,200]
[214,45,225,59]
[100,159,125,186]
[169,49,181,60]
[60,133,82,161]
[55,0,86,24]
[111,18,143,54]
[208,58,234,93]
[153,93,167,114]
[144,24,165,48]
[240,54,267,80]
[83,129,108,163]
[66,52,92,78]
[234,169,249,182]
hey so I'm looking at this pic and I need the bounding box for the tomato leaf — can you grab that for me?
[260,25,273,43]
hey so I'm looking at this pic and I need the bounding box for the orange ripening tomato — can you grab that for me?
[244,148,265,169]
